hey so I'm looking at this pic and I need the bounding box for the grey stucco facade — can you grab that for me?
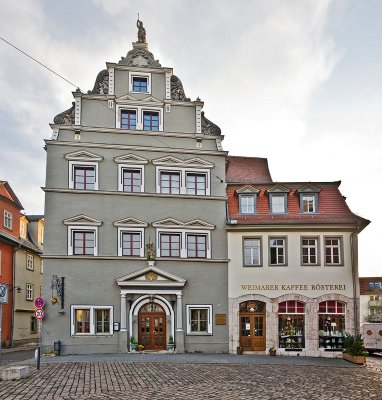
[42,33,229,354]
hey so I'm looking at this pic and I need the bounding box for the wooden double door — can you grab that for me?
[240,313,266,351]
[138,303,166,351]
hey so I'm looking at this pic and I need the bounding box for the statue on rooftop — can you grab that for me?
[137,18,146,43]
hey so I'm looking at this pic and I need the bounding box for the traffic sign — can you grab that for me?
[0,283,8,304]
[34,309,45,320]
[34,297,45,309]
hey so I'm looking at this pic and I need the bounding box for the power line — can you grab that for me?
[0,35,79,89]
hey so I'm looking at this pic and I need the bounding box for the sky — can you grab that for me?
[0,0,381,277]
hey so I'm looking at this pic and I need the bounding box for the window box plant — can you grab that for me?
[342,333,368,364]
[269,346,276,356]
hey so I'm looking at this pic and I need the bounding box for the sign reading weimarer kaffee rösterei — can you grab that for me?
[241,284,347,291]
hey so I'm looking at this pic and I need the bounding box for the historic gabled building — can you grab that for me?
[226,156,369,357]
[42,21,228,354]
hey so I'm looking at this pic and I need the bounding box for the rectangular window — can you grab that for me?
[4,210,12,230]
[186,173,207,196]
[26,283,34,301]
[121,110,137,129]
[160,171,181,194]
[73,166,96,190]
[72,230,95,256]
[270,194,287,214]
[325,237,342,265]
[301,194,317,213]
[160,233,181,257]
[30,317,37,334]
[26,254,34,270]
[186,305,212,335]
[301,238,319,265]
[239,195,256,214]
[122,168,141,192]
[132,76,148,92]
[72,306,113,335]
[187,234,207,258]
[121,232,141,256]
[143,111,159,131]
[269,237,286,266]
[243,238,261,266]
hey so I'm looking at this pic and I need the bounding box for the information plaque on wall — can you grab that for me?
[215,314,226,325]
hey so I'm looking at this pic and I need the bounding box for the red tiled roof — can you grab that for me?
[226,156,272,184]
[227,182,370,228]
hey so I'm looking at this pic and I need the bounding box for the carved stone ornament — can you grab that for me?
[145,272,158,281]
[170,75,190,101]
[201,111,221,135]
[118,47,162,68]
[53,102,75,125]
[88,69,109,94]
[146,241,155,260]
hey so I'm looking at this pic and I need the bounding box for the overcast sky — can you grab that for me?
[0,0,380,276]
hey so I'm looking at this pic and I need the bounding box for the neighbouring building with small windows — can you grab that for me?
[42,22,228,355]
[359,277,382,323]
[226,156,369,357]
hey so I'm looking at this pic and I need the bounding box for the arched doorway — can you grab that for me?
[239,300,266,351]
[138,302,166,351]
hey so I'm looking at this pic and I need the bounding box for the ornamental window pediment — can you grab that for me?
[113,217,148,227]
[64,150,103,162]
[113,153,149,164]
[63,215,102,226]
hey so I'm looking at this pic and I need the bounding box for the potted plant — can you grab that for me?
[342,333,368,364]
[269,346,277,356]
[130,336,138,351]
[237,345,243,355]
[167,335,175,351]
[137,344,145,352]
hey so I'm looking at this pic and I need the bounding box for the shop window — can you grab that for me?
[318,301,345,351]
[278,301,305,350]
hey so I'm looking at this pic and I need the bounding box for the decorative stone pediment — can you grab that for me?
[116,94,138,102]
[152,218,184,227]
[152,156,214,169]
[184,220,215,230]
[118,45,162,68]
[113,154,149,164]
[87,69,109,95]
[64,150,103,162]
[236,185,260,194]
[116,265,186,288]
[298,184,321,193]
[114,217,148,227]
[141,95,162,103]
[152,218,215,230]
[63,215,102,226]
[53,102,75,125]
[201,112,221,135]
[267,184,291,193]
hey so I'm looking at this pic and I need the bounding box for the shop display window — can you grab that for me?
[318,301,345,351]
[279,301,305,350]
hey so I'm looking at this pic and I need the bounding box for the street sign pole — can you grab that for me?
[37,319,42,370]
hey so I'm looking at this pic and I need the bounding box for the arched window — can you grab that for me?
[278,301,305,350]
[318,301,345,350]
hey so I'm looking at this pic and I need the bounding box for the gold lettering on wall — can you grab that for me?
[241,284,346,291]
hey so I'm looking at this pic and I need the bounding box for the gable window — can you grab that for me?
[160,171,181,194]
[121,168,142,192]
[4,210,12,230]
[160,233,181,257]
[121,110,137,129]
[301,237,319,266]
[301,194,317,213]
[26,283,34,301]
[243,238,261,267]
[121,231,141,256]
[132,76,148,92]
[26,254,34,270]
[186,305,212,335]
[143,111,159,131]
[187,234,207,258]
[239,195,256,214]
[270,194,287,214]
[71,305,113,335]
[186,173,207,196]
[324,237,343,265]
[269,237,287,266]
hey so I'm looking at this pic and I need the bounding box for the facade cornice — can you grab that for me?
[42,188,227,201]
[226,223,359,232]
[106,63,172,74]
[44,139,228,156]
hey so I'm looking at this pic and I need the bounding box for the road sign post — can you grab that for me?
[34,297,45,370]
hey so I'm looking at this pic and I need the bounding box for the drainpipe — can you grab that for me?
[350,225,360,335]
[11,244,22,347]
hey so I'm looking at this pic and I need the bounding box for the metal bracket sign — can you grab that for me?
[0,283,8,304]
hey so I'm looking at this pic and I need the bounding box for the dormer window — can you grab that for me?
[267,185,290,214]
[298,185,321,214]
[132,77,148,92]
[236,186,260,215]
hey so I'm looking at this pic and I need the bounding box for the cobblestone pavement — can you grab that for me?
[1,356,382,400]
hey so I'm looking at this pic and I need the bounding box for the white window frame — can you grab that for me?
[4,210,12,230]
[186,305,213,335]
[324,236,343,266]
[117,227,145,257]
[243,237,262,267]
[129,71,151,94]
[239,194,256,214]
[301,237,320,266]
[68,226,98,256]
[301,194,317,213]
[71,305,113,336]
[270,194,287,214]
[118,164,145,192]
[116,105,163,131]
[156,167,210,196]
[26,254,34,270]
[156,228,211,259]
[68,161,99,190]
[26,283,34,301]
[269,237,287,266]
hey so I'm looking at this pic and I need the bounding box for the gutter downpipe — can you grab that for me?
[350,225,360,335]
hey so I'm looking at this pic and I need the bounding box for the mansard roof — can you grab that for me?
[226,156,272,184]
